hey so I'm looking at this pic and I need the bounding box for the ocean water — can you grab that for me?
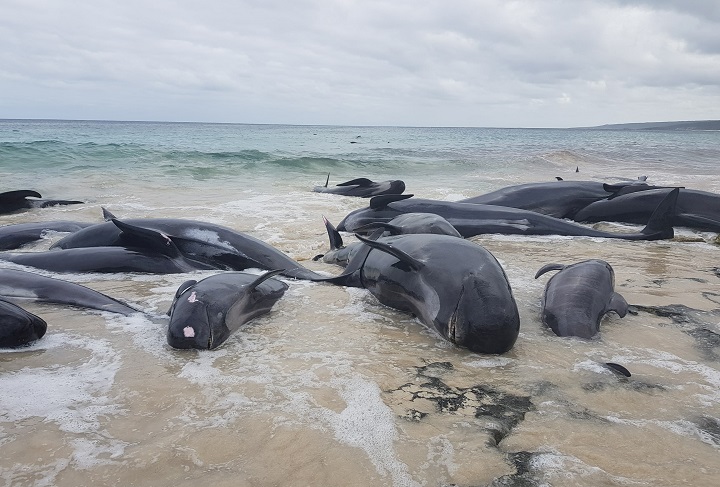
[1,119,720,486]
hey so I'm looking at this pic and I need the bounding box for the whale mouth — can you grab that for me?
[448,285,465,344]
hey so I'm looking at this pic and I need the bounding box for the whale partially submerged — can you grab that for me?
[0,298,47,347]
[313,175,405,198]
[316,232,520,354]
[0,190,83,215]
[167,270,288,350]
[338,189,678,241]
[534,259,628,338]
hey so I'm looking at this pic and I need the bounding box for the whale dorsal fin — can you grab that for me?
[555,177,564,181]
[369,193,414,210]
[534,263,565,279]
[0,190,42,202]
[102,207,117,221]
[324,173,330,188]
[322,216,344,250]
[337,177,373,187]
[607,292,628,318]
[111,218,182,257]
[355,234,424,271]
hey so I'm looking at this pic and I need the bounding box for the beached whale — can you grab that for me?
[0,221,92,250]
[52,213,323,280]
[337,189,678,241]
[573,187,720,232]
[0,190,83,215]
[534,259,628,338]
[316,233,520,354]
[459,179,658,219]
[167,270,288,350]
[0,268,139,315]
[313,175,405,198]
[0,298,47,347]
[314,213,461,267]
[1,220,215,274]
[354,212,461,237]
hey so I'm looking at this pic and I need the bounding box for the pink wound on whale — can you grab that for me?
[183,326,195,338]
[188,291,197,303]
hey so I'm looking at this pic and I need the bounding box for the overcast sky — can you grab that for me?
[1,0,719,127]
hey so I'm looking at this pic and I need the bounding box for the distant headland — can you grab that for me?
[579,120,720,131]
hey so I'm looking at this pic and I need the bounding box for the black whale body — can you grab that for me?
[337,190,678,241]
[459,180,657,219]
[535,259,628,338]
[167,270,288,350]
[0,298,48,347]
[0,190,83,215]
[313,176,405,198]
[573,187,720,232]
[0,221,92,250]
[317,233,520,354]
[0,268,139,315]
[51,216,323,280]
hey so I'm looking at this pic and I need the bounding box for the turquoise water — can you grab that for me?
[1,120,719,487]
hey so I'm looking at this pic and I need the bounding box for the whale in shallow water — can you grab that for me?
[313,175,405,198]
[0,268,139,315]
[573,187,720,232]
[167,270,288,350]
[338,189,678,241]
[0,221,92,250]
[459,179,659,219]
[0,190,83,215]
[316,232,520,354]
[534,259,628,338]
[51,213,323,280]
[0,298,47,347]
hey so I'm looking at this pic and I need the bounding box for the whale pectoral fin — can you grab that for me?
[102,207,118,221]
[677,213,720,231]
[322,216,344,250]
[245,269,285,293]
[337,178,373,187]
[608,292,629,318]
[110,219,182,256]
[0,190,43,202]
[355,234,424,271]
[534,263,565,279]
[369,193,414,210]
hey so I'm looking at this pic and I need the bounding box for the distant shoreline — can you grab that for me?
[578,120,720,131]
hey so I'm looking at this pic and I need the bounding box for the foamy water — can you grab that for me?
[1,121,719,486]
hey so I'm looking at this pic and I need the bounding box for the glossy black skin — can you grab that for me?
[0,298,47,347]
[0,190,83,215]
[574,188,720,231]
[317,214,461,268]
[338,191,677,241]
[355,212,462,237]
[0,246,211,274]
[51,218,322,280]
[534,259,628,338]
[460,180,660,219]
[313,177,406,197]
[323,234,520,354]
[0,268,138,315]
[167,271,288,350]
[0,221,92,250]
